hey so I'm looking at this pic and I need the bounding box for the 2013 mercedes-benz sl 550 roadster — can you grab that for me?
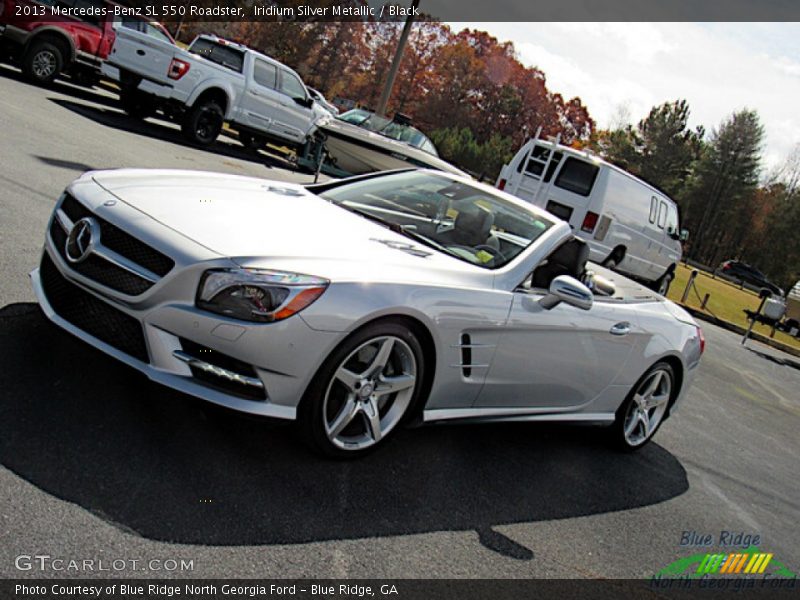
[32,168,704,457]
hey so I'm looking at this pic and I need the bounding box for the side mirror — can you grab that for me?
[294,96,313,108]
[539,275,593,311]
[679,228,690,242]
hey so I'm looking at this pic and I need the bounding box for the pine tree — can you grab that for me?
[685,109,764,266]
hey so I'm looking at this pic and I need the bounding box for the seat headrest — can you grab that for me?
[454,206,494,246]
[549,238,590,277]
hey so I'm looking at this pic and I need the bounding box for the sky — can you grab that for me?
[456,22,800,171]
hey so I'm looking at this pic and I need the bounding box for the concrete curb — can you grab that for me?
[678,304,800,360]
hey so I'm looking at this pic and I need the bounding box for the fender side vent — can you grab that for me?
[460,333,472,378]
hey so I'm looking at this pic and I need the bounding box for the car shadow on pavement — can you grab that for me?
[49,97,297,172]
[0,63,119,110]
[34,155,100,173]
[0,303,689,548]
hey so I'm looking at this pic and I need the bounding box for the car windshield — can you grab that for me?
[318,171,554,269]
[336,111,438,156]
[337,109,372,125]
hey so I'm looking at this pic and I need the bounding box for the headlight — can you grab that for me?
[197,268,328,323]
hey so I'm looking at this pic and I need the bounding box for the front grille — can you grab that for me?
[49,220,152,295]
[60,194,93,222]
[40,253,150,363]
[61,194,175,277]
[179,338,266,400]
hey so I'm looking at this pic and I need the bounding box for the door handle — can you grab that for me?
[136,49,145,56]
[610,322,631,336]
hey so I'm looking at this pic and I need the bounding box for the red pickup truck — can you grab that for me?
[0,0,173,85]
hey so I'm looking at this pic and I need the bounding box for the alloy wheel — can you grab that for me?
[623,367,672,446]
[323,335,417,451]
[32,51,57,79]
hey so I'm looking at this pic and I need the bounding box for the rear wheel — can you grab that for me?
[602,248,625,270]
[71,69,99,88]
[610,362,674,451]
[654,268,675,296]
[22,41,63,85]
[238,131,265,152]
[299,321,425,458]
[182,100,223,145]
[120,88,154,119]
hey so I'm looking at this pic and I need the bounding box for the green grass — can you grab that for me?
[667,264,800,350]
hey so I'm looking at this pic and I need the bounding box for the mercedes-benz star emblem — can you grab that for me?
[65,217,99,263]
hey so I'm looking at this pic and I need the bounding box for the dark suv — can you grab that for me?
[718,260,783,296]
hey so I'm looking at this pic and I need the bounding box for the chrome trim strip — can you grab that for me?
[423,408,615,424]
[55,208,73,232]
[448,363,490,369]
[94,244,159,283]
[450,343,496,349]
[173,350,265,390]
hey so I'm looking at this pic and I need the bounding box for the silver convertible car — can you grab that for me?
[31,169,704,457]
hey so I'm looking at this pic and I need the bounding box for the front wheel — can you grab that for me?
[299,322,425,458]
[610,362,674,451]
[181,100,223,145]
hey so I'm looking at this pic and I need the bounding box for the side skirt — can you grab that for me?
[422,408,615,426]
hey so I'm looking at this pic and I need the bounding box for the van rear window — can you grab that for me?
[554,157,599,197]
[518,146,562,182]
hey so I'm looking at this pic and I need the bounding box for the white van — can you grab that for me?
[496,138,687,294]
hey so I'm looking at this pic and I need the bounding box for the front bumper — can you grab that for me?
[31,245,342,419]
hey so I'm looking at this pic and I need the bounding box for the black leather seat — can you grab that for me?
[530,238,590,289]
[438,205,495,247]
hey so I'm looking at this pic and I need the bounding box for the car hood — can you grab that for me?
[90,169,488,285]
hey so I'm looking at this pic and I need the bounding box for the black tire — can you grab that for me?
[71,69,99,88]
[609,361,675,451]
[181,99,224,145]
[653,268,675,296]
[119,88,154,120]
[299,320,426,459]
[602,248,624,270]
[238,131,265,152]
[22,40,64,85]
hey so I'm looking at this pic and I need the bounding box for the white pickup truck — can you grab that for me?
[102,29,329,148]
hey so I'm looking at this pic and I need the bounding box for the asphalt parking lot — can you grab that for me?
[0,66,799,579]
